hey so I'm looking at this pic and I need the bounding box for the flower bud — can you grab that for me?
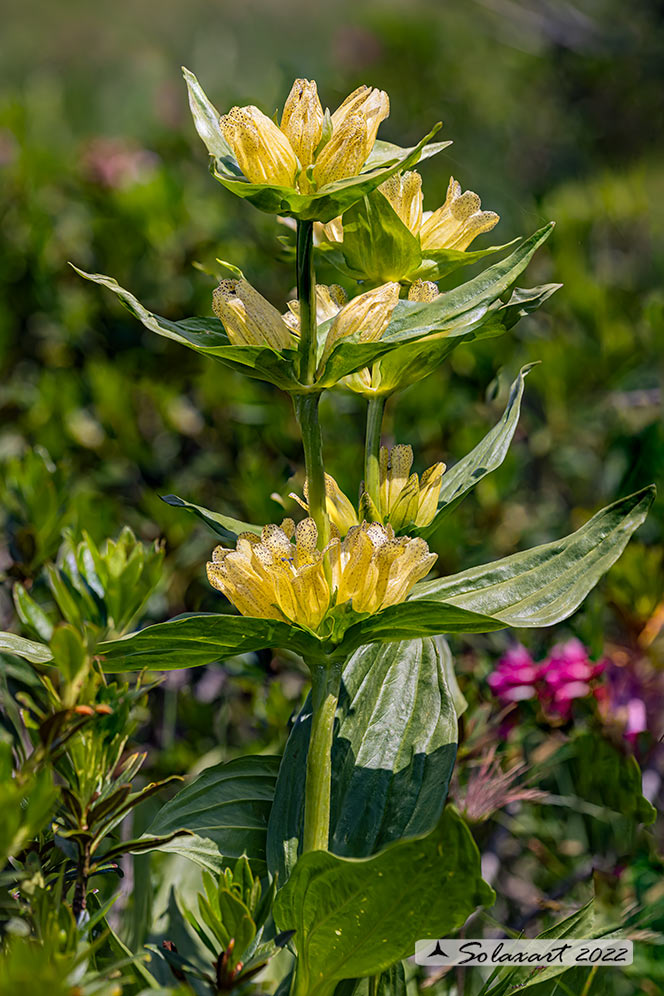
[280,79,325,169]
[219,105,299,187]
[312,112,370,187]
[331,85,390,150]
[212,279,295,349]
[320,282,400,367]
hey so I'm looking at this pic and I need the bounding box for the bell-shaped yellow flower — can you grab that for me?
[280,79,325,171]
[282,284,348,334]
[219,106,299,187]
[321,171,499,253]
[419,176,499,251]
[212,279,296,350]
[206,517,436,631]
[219,79,389,193]
[374,444,446,530]
[317,281,400,371]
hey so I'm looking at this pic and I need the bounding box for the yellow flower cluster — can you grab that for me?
[291,444,446,535]
[206,518,436,631]
[219,80,389,191]
[213,277,400,363]
[322,172,499,252]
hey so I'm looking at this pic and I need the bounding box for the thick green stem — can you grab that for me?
[302,660,342,853]
[364,395,386,511]
[296,219,317,385]
[294,393,330,548]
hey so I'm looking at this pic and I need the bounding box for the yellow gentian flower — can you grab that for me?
[322,172,499,252]
[219,80,389,193]
[375,444,446,530]
[206,517,436,631]
[212,279,296,350]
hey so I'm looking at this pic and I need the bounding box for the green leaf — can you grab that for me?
[12,583,54,643]
[142,755,280,874]
[72,266,301,391]
[273,808,494,996]
[339,601,506,655]
[412,486,655,627]
[97,613,321,671]
[334,962,406,996]
[568,733,656,826]
[0,631,52,664]
[418,364,536,537]
[412,239,520,282]
[182,65,234,161]
[383,224,554,339]
[339,189,422,283]
[267,638,458,883]
[160,494,261,542]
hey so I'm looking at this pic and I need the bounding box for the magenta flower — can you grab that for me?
[540,638,606,719]
[487,644,541,703]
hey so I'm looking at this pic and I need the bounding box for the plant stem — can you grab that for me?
[294,393,330,548]
[364,395,386,511]
[296,219,317,385]
[72,839,91,920]
[302,660,342,853]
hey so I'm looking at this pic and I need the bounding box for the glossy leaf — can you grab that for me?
[160,494,261,542]
[97,612,321,671]
[267,638,459,882]
[339,601,506,654]
[142,755,280,874]
[413,239,519,282]
[338,189,422,283]
[418,364,536,537]
[382,223,554,340]
[0,631,53,664]
[273,807,494,995]
[412,486,655,627]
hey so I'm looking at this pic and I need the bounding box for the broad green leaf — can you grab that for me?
[0,631,53,664]
[160,494,261,542]
[339,601,506,655]
[339,189,422,283]
[418,364,536,537]
[72,267,301,391]
[412,239,519,282]
[97,612,322,671]
[273,807,494,996]
[141,755,280,874]
[382,224,554,339]
[267,638,459,883]
[355,281,558,397]
[411,486,655,627]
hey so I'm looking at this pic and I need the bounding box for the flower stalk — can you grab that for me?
[302,659,342,853]
[296,219,317,385]
[364,395,386,511]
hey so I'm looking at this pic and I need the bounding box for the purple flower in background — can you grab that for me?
[487,644,541,703]
[540,638,606,719]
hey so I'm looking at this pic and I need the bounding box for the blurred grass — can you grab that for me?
[0,0,662,644]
